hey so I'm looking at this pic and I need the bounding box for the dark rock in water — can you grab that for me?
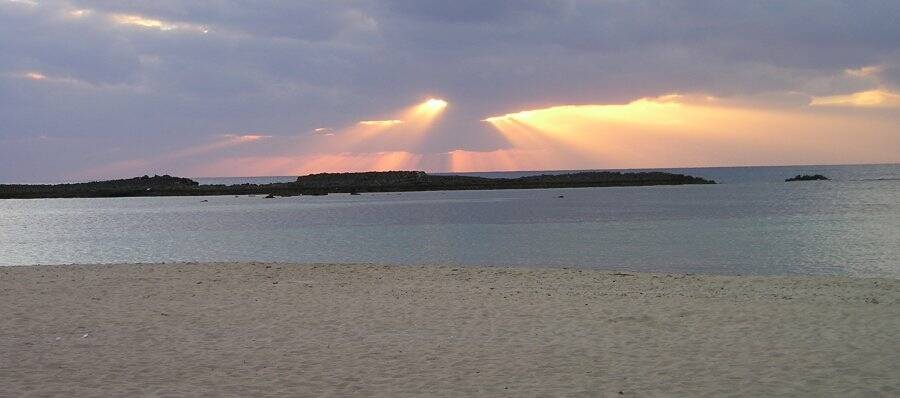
[349,192,361,195]
[557,195,565,198]
[786,174,829,182]
[264,194,276,199]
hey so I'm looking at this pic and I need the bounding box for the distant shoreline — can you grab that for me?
[0,170,714,199]
[4,162,896,186]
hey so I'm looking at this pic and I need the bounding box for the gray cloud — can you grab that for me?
[1,0,898,181]
[385,0,567,23]
[881,65,900,88]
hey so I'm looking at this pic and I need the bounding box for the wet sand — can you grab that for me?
[1,263,897,396]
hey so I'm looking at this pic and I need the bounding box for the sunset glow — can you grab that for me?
[111,14,173,30]
[401,98,448,133]
[446,149,551,172]
[844,65,883,77]
[110,13,209,33]
[79,134,270,178]
[475,94,900,170]
[3,0,898,182]
[334,98,449,151]
[67,9,91,18]
[810,89,900,108]
[358,120,404,127]
[5,4,900,389]
[421,98,448,111]
[23,71,47,80]
[160,92,900,177]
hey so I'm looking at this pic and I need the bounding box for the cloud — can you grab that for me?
[20,71,47,80]
[385,0,566,23]
[69,0,375,42]
[109,13,209,33]
[1,0,899,181]
[845,65,883,78]
[875,65,900,90]
[358,120,403,127]
[810,89,900,108]
[165,93,900,176]
[4,0,38,7]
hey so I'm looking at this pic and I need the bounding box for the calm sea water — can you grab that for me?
[2,164,898,277]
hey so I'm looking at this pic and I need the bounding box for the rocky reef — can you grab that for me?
[785,174,829,182]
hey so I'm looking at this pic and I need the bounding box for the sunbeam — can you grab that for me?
[332,98,449,152]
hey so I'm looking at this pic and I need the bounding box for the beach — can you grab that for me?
[1,263,897,397]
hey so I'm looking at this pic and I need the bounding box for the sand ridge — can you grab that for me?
[1,263,898,397]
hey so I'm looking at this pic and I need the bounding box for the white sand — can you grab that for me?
[1,263,897,397]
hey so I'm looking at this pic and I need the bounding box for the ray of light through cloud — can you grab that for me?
[478,94,900,170]
[175,91,900,176]
[78,134,271,179]
[328,98,449,152]
[1,0,898,181]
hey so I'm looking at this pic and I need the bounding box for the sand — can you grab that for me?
[1,263,897,397]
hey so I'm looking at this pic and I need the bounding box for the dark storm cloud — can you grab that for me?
[1,0,898,181]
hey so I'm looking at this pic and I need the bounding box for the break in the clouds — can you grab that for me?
[1,0,898,181]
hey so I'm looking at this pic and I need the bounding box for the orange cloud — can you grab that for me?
[810,89,900,108]
[480,94,900,169]
[80,93,900,179]
[358,119,404,127]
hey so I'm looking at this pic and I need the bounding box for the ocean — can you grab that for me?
[1,164,897,277]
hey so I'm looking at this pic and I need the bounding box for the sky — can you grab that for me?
[1,0,899,182]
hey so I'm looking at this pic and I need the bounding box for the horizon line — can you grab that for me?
[3,162,897,185]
